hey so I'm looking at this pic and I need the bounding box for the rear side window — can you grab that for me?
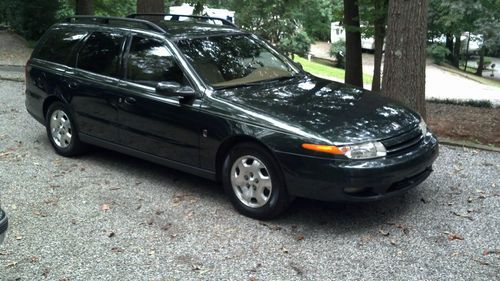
[126,36,183,87]
[77,31,125,78]
[34,28,88,65]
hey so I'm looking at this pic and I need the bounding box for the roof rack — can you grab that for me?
[64,16,166,33]
[127,13,238,28]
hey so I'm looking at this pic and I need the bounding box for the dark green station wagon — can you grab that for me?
[25,14,438,219]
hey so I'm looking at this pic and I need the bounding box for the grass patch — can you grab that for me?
[293,56,373,85]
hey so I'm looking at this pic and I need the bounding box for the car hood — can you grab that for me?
[210,75,420,144]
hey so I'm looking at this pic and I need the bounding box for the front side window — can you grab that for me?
[77,31,125,78]
[176,35,298,88]
[35,28,88,65]
[126,36,183,87]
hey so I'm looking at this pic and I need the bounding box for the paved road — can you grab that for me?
[310,42,500,107]
[0,80,499,280]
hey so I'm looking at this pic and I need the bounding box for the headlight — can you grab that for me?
[419,119,428,136]
[302,141,386,159]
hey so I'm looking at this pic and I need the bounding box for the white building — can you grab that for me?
[331,22,378,51]
[169,3,235,24]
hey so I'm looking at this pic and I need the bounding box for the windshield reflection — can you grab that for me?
[176,35,297,88]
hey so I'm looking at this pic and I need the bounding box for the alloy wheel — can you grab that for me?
[230,155,273,208]
[49,109,72,148]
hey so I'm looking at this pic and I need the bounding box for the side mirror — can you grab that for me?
[156,81,196,98]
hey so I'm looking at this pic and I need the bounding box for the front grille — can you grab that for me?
[381,126,423,154]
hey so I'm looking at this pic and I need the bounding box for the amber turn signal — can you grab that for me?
[301,143,348,155]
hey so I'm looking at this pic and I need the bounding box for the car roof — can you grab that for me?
[62,15,245,40]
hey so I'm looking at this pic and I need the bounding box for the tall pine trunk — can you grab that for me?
[137,0,165,14]
[371,0,387,92]
[445,33,453,62]
[382,0,428,118]
[475,46,485,77]
[76,0,94,15]
[343,0,363,87]
[452,33,461,68]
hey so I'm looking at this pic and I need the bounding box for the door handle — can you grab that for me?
[68,81,79,88]
[124,97,136,104]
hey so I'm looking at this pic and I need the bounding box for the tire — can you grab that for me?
[222,142,291,220]
[45,102,85,157]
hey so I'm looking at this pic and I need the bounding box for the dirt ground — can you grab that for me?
[0,30,31,66]
[427,102,500,146]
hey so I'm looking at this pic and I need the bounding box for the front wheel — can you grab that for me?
[222,143,291,220]
[45,102,86,157]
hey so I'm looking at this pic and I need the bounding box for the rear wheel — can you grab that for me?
[45,102,85,157]
[222,142,291,219]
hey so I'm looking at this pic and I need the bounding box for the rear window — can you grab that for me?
[34,28,88,65]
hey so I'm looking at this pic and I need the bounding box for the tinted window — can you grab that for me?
[35,28,88,65]
[77,32,125,78]
[126,36,183,87]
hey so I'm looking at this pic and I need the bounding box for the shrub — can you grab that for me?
[329,40,345,69]
[0,0,60,41]
[427,98,493,108]
[279,30,314,58]
[427,44,451,65]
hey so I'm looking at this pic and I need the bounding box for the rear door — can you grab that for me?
[116,35,201,167]
[65,30,126,143]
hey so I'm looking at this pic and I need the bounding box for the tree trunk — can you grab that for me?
[382,0,428,118]
[343,0,363,87]
[371,0,387,92]
[75,0,94,15]
[445,33,453,62]
[464,32,471,72]
[475,46,485,77]
[137,0,165,14]
[452,33,461,68]
[193,2,204,15]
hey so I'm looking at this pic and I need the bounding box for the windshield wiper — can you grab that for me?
[214,75,298,90]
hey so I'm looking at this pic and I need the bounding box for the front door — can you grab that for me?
[117,35,201,167]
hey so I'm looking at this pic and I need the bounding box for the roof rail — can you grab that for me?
[64,16,166,33]
[127,13,238,28]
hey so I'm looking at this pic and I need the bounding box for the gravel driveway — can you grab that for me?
[0,80,499,280]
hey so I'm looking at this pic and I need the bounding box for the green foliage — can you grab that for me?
[298,0,339,41]
[227,0,300,44]
[0,0,60,40]
[279,30,313,57]
[329,40,346,68]
[428,0,500,56]
[427,44,451,65]
[59,0,137,17]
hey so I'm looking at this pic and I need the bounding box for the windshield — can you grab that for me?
[176,35,298,88]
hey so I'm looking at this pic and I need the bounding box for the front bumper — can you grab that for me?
[277,134,439,202]
[0,209,7,244]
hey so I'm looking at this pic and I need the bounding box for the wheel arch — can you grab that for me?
[43,95,64,119]
[215,135,281,182]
